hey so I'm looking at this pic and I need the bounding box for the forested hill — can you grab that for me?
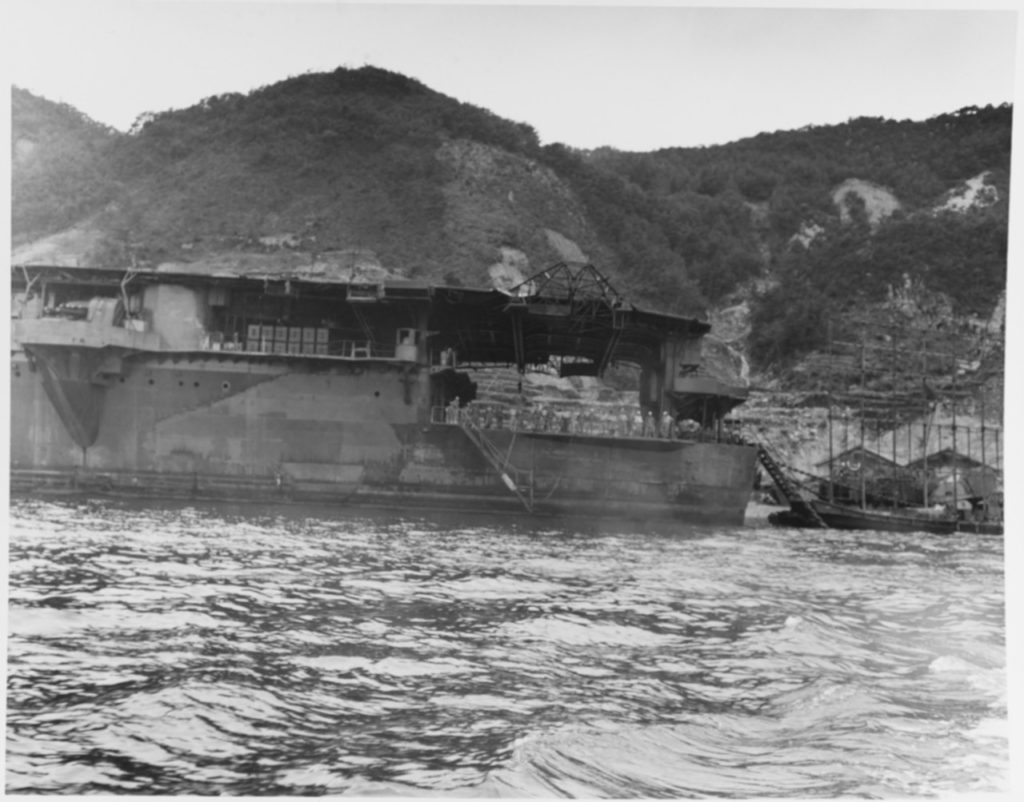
[11,67,1011,375]
[586,109,1010,369]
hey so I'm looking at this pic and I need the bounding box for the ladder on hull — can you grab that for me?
[349,303,377,356]
[459,419,534,513]
[757,445,828,528]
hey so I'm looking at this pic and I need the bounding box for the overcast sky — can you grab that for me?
[7,1,1019,151]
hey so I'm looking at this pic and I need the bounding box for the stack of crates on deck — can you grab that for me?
[287,326,302,354]
[302,327,329,355]
[274,326,289,354]
[245,324,329,355]
[245,324,273,353]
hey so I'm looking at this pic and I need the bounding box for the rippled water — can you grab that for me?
[6,497,1009,796]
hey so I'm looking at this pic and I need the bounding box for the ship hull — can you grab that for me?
[10,352,757,525]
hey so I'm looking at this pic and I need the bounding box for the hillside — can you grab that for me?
[12,88,120,242]
[10,69,1011,396]
[12,71,629,304]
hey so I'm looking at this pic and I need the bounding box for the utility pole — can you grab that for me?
[827,321,834,502]
[951,342,959,525]
[859,336,866,510]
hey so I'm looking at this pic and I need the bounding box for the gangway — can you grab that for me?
[756,444,828,528]
[459,418,534,513]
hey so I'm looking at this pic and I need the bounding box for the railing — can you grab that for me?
[431,402,749,444]
[202,335,405,360]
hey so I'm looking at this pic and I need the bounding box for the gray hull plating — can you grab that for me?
[10,353,756,525]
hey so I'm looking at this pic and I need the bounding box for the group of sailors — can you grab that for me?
[445,400,723,441]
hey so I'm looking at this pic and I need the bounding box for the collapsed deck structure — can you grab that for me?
[10,261,757,523]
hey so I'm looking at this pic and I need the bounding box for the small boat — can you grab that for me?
[758,444,1003,536]
[768,496,1003,536]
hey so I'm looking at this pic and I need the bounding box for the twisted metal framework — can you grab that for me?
[508,261,626,308]
[428,262,705,376]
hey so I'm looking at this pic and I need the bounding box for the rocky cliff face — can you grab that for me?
[832,178,902,225]
[433,139,618,286]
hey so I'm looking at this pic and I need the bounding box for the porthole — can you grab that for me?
[374,390,380,398]
[193,381,200,388]
[148,379,155,385]
[221,381,231,391]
